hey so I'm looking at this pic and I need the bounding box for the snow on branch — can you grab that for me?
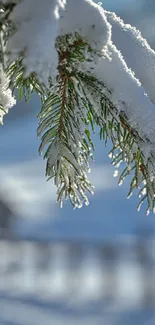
[59,0,111,51]
[105,10,155,106]
[4,0,62,85]
[0,64,16,123]
[91,41,155,146]
[1,0,155,213]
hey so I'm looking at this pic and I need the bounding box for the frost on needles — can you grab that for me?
[1,0,155,214]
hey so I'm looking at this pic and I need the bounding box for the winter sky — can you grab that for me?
[1,0,155,240]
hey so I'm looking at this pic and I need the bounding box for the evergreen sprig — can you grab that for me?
[1,6,155,213]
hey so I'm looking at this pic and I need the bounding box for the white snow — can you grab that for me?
[105,10,155,106]
[6,0,111,84]
[89,41,155,144]
[0,64,16,124]
[59,0,111,51]
[7,0,63,85]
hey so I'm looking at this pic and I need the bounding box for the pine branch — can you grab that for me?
[77,73,155,214]
[37,37,95,208]
[2,12,155,214]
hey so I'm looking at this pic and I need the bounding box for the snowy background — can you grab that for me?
[1,0,155,324]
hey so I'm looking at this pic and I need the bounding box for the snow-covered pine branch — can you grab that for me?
[1,0,155,213]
